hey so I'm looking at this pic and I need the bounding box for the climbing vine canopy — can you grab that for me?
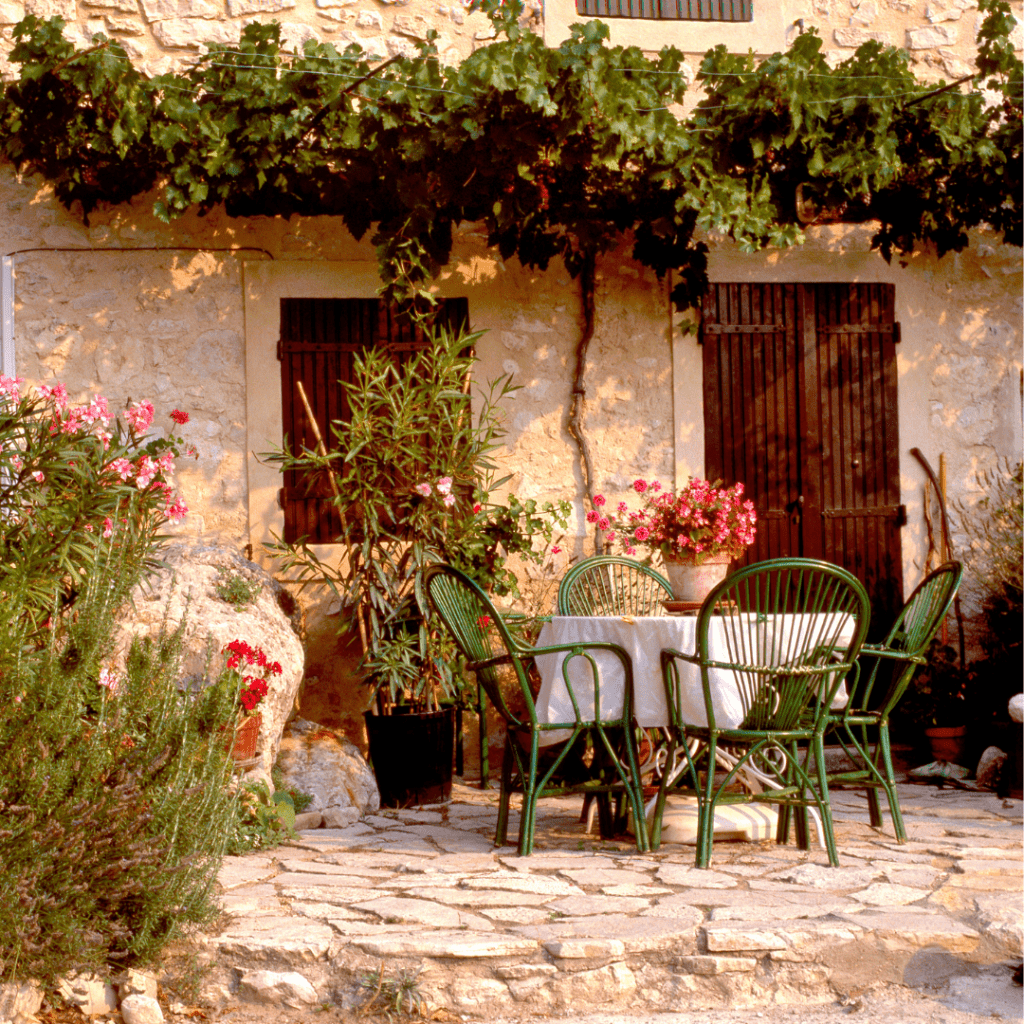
[0,0,1019,306]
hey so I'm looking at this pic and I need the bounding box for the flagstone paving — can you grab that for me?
[201,782,1023,1019]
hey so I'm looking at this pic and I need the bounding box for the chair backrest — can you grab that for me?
[557,556,672,616]
[691,558,871,732]
[422,563,535,729]
[856,560,964,715]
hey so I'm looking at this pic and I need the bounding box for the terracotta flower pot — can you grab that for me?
[662,553,732,603]
[924,725,967,765]
[232,713,262,761]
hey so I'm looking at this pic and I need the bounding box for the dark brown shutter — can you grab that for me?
[702,282,903,634]
[278,298,470,544]
[804,283,904,627]
[575,0,752,21]
[702,283,802,566]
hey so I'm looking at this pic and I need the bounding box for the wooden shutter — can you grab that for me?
[702,283,802,566]
[804,283,904,627]
[278,298,470,544]
[575,0,752,21]
[702,282,903,634]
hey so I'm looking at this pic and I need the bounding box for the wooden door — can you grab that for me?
[702,282,904,633]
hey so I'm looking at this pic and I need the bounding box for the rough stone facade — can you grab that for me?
[0,0,1020,747]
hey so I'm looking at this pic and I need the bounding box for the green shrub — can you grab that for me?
[214,566,262,609]
[0,379,236,985]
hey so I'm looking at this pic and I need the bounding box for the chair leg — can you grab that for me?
[696,737,719,869]
[811,735,840,867]
[494,738,515,848]
[876,722,907,842]
[649,736,677,852]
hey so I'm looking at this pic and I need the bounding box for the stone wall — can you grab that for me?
[1,0,1018,83]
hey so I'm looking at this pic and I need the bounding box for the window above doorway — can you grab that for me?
[545,0,785,55]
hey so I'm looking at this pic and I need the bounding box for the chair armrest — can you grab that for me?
[859,643,927,664]
[661,646,700,666]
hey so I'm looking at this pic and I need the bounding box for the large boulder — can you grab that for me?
[276,718,380,824]
[115,540,304,777]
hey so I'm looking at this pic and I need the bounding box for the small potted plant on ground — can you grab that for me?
[898,641,973,765]
[589,477,757,603]
[266,323,568,805]
[220,639,282,763]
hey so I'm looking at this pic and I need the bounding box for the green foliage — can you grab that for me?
[958,459,1023,725]
[0,380,235,986]
[0,588,237,985]
[226,779,297,853]
[0,0,1018,308]
[358,964,423,1020]
[214,567,262,609]
[264,324,569,711]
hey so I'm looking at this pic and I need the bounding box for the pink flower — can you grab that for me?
[598,517,610,530]
[586,510,599,523]
[0,375,23,401]
[83,524,93,533]
[135,456,157,488]
[170,409,190,425]
[31,471,44,483]
[605,531,616,542]
[98,668,120,695]
[39,382,68,410]
[125,400,155,433]
[633,479,648,493]
[102,517,114,538]
[472,503,482,513]
[166,496,189,521]
[551,545,561,554]
[414,482,432,497]
[592,494,606,507]
[634,526,650,541]
[109,458,134,481]
[442,493,456,507]
[185,443,199,459]
[436,476,453,495]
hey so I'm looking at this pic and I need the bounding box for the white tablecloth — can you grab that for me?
[533,614,855,737]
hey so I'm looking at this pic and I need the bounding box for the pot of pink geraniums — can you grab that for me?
[588,478,757,603]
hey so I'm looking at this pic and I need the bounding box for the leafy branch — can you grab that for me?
[0,0,1018,308]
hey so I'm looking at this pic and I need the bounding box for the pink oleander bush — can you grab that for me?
[0,379,238,986]
[589,477,757,564]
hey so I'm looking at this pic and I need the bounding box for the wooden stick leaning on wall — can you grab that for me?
[295,381,370,658]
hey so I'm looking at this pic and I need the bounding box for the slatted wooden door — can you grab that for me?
[278,297,470,544]
[702,282,904,631]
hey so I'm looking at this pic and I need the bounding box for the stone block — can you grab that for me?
[543,938,626,959]
[119,995,164,1024]
[57,975,118,1016]
[139,0,220,20]
[238,970,318,1008]
[907,23,958,47]
[351,931,540,957]
[0,982,43,1024]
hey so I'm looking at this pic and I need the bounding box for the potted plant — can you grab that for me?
[220,639,282,762]
[898,641,973,765]
[588,478,757,603]
[266,324,568,805]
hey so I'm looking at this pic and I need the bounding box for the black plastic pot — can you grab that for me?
[364,706,456,808]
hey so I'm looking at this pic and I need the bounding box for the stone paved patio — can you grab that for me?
[203,781,1023,1018]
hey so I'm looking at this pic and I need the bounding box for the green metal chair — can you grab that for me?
[422,563,650,856]
[649,558,871,867]
[558,555,673,617]
[818,561,963,841]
